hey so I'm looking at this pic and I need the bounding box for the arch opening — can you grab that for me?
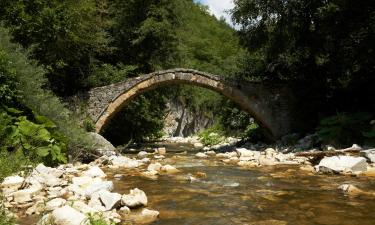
[93,70,276,141]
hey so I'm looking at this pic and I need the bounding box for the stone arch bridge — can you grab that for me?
[87,68,300,140]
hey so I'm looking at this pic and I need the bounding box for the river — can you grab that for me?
[103,143,375,225]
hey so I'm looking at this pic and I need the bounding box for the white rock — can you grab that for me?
[318,156,368,173]
[155,147,166,155]
[35,164,64,178]
[236,148,254,157]
[119,206,131,214]
[85,180,114,198]
[258,156,277,166]
[194,143,204,148]
[89,132,116,156]
[362,149,375,163]
[52,206,89,225]
[140,157,151,163]
[12,185,42,204]
[83,166,106,178]
[195,152,208,158]
[121,188,148,208]
[147,163,162,172]
[204,151,216,156]
[72,201,98,214]
[99,191,122,210]
[138,208,159,223]
[45,198,66,211]
[154,155,165,159]
[72,176,93,187]
[138,151,148,157]
[110,156,142,168]
[161,165,179,173]
[1,175,24,189]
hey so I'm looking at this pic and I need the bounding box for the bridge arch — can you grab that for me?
[87,69,295,140]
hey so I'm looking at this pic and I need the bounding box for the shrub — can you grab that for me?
[198,124,226,146]
[0,27,93,157]
[317,112,374,147]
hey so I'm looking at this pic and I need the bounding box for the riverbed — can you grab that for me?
[104,143,375,225]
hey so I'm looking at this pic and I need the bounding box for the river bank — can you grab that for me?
[1,139,375,224]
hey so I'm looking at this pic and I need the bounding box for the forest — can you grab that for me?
[0,0,374,223]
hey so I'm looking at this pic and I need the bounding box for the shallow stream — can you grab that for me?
[106,143,375,225]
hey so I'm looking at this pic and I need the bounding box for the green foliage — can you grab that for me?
[88,64,138,88]
[232,0,375,123]
[198,124,226,146]
[317,112,374,147]
[0,195,15,225]
[0,27,93,158]
[102,91,167,146]
[0,108,67,165]
[88,213,115,225]
[83,117,95,133]
[0,0,111,95]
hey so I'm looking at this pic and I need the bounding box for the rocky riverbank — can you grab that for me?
[2,135,375,224]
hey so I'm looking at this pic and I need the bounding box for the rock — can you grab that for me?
[236,148,255,157]
[258,156,277,166]
[195,152,208,158]
[99,191,122,210]
[140,171,158,180]
[121,188,148,208]
[110,156,142,168]
[128,208,159,224]
[147,163,162,172]
[265,148,277,158]
[342,144,362,151]
[119,206,131,215]
[83,166,106,178]
[154,155,165,160]
[300,165,315,173]
[72,201,98,214]
[238,161,258,167]
[161,165,179,173]
[194,143,204,148]
[85,180,114,198]
[361,149,375,163]
[114,174,123,179]
[155,147,166,155]
[12,185,42,204]
[89,132,116,156]
[216,152,237,158]
[317,156,368,173]
[338,184,367,196]
[45,198,66,211]
[35,164,64,178]
[37,214,53,225]
[26,200,45,215]
[1,175,24,190]
[52,206,89,225]
[72,176,93,187]
[138,151,149,157]
[204,151,216,156]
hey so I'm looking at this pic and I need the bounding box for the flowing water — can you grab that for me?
[107,143,375,225]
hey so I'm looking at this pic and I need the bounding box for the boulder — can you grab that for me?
[161,165,179,174]
[72,176,93,187]
[110,156,142,168]
[195,152,208,158]
[45,198,66,211]
[89,132,116,156]
[35,164,64,178]
[85,180,114,198]
[1,175,24,189]
[12,185,42,204]
[52,206,89,225]
[72,201,98,214]
[258,156,277,166]
[236,148,255,157]
[194,143,204,148]
[138,151,148,158]
[155,147,166,155]
[317,156,368,173]
[127,208,159,224]
[121,188,148,208]
[361,149,375,163]
[83,166,106,178]
[99,191,122,210]
[147,163,162,172]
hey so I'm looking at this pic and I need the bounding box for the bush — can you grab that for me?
[317,112,374,147]
[198,124,226,146]
[0,27,93,157]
